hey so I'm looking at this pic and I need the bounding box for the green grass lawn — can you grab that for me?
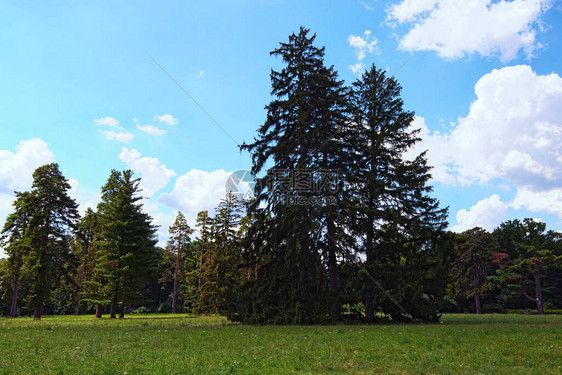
[0,314,560,374]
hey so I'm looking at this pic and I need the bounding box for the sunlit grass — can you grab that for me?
[0,314,560,374]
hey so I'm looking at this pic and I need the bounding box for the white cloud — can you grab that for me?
[387,0,551,61]
[348,30,380,74]
[158,169,232,224]
[98,130,134,143]
[152,211,176,245]
[0,138,56,258]
[511,187,562,217]
[349,31,380,60]
[118,148,176,199]
[136,124,167,136]
[0,138,55,194]
[409,65,562,190]
[94,117,119,127]
[449,195,508,232]
[360,0,377,11]
[349,62,365,75]
[199,70,205,78]
[154,114,178,126]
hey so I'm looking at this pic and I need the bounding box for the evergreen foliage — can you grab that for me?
[235,28,448,323]
[0,28,561,320]
[194,192,242,314]
[85,170,158,318]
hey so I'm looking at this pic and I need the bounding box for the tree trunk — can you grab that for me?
[326,212,340,321]
[172,242,180,314]
[34,273,43,320]
[33,306,42,320]
[76,248,88,315]
[198,241,204,289]
[10,271,20,318]
[110,301,116,319]
[364,216,375,323]
[255,247,262,280]
[533,259,544,314]
[119,302,125,319]
[364,294,375,323]
[95,304,102,318]
[75,294,82,315]
[126,302,132,314]
[110,286,118,318]
[475,293,481,314]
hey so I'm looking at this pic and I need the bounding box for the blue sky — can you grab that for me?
[1,0,562,254]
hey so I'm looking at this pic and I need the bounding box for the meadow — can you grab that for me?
[0,314,560,374]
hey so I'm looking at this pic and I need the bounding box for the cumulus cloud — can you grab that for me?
[136,124,167,136]
[408,65,562,222]
[0,138,55,194]
[511,187,562,217]
[152,211,176,244]
[387,0,551,61]
[154,114,178,126]
[94,117,119,127]
[409,65,562,190]
[118,148,176,199]
[158,169,232,224]
[449,194,509,232]
[348,30,380,75]
[0,138,56,257]
[98,130,134,143]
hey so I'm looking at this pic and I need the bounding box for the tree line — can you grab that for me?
[1,27,560,322]
[447,221,561,314]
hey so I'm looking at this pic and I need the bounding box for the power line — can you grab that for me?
[148,55,242,148]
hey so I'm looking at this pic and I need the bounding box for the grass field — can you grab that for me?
[0,314,560,374]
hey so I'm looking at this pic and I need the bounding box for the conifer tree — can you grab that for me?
[238,27,349,323]
[450,228,497,314]
[72,208,100,314]
[166,212,192,313]
[195,210,212,289]
[89,170,158,318]
[0,191,35,317]
[23,163,79,320]
[195,192,242,314]
[348,65,447,322]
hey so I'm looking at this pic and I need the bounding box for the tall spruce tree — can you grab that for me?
[348,65,447,322]
[88,170,158,318]
[238,27,350,323]
[24,163,79,320]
